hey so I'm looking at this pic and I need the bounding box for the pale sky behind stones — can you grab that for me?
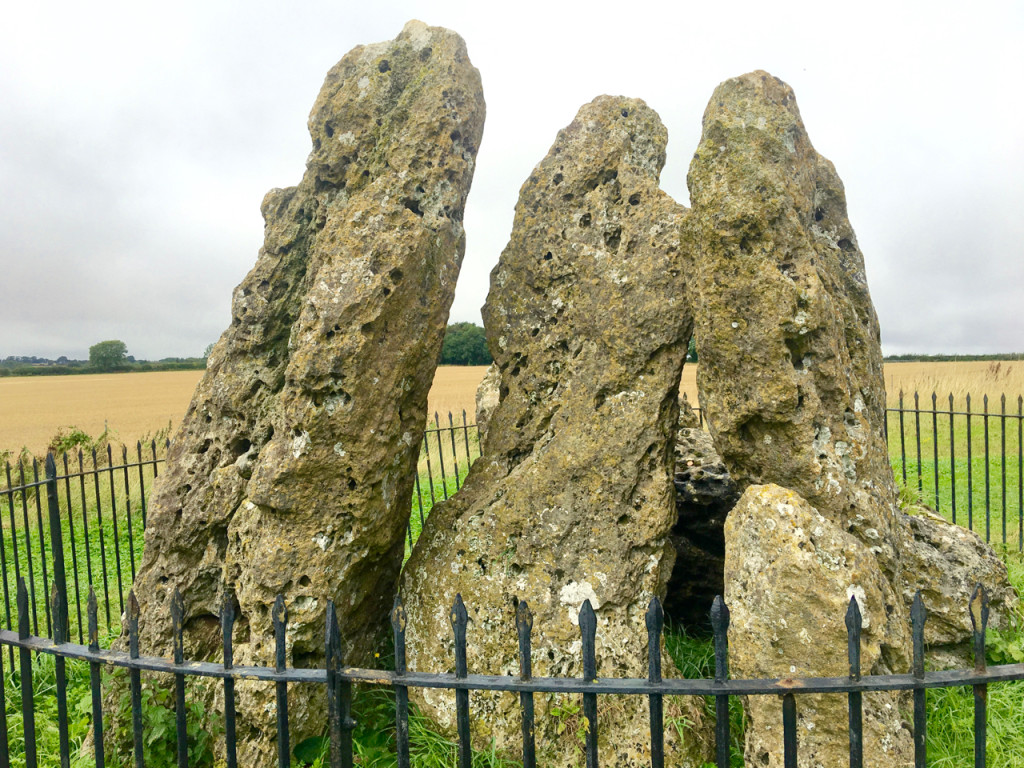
[1,0,1021,360]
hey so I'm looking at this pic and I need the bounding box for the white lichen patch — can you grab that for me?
[291,431,310,459]
[846,584,869,627]
[560,581,600,625]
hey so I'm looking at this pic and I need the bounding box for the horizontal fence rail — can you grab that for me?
[0,580,1017,768]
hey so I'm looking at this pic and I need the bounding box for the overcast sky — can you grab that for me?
[2,0,1021,360]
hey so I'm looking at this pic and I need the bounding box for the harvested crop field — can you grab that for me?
[0,361,1019,457]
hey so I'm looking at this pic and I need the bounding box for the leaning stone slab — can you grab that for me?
[125,20,484,763]
[725,484,913,767]
[401,96,708,767]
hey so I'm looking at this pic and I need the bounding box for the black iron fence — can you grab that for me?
[0,578,1019,768]
[1,396,1022,652]
[885,392,1024,550]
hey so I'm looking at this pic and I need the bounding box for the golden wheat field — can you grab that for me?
[0,361,1020,456]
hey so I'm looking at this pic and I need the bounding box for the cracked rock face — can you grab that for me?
[401,96,709,767]
[125,20,484,763]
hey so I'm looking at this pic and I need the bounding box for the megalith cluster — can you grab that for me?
[126,20,484,761]
[125,22,1016,768]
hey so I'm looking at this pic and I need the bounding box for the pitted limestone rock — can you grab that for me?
[401,96,708,767]
[687,71,903,582]
[688,71,913,767]
[725,484,913,768]
[125,20,484,763]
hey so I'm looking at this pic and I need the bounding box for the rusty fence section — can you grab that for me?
[0,579,1020,768]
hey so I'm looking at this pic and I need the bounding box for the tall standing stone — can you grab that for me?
[687,71,911,766]
[126,20,484,762]
[401,97,709,767]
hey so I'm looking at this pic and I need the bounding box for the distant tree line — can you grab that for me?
[0,340,208,377]
[440,323,492,366]
[883,353,1024,362]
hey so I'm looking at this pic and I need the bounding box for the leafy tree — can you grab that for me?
[89,340,128,371]
[440,323,491,366]
[686,335,698,363]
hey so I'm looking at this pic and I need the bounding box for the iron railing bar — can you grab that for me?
[6,627,1024,692]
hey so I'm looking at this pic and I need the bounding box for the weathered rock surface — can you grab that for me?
[900,507,1018,652]
[687,71,912,764]
[687,71,904,584]
[665,426,738,627]
[126,20,484,762]
[725,484,913,767]
[401,96,708,767]
[474,362,499,445]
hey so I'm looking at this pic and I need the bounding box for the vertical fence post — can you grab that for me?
[914,391,923,493]
[949,394,957,525]
[911,592,927,768]
[87,588,105,768]
[899,391,908,485]
[1018,395,1023,553]
[60,453,83,645]
[171,589,188,768]
[221,591,238,768]
[50,586,70,768]
[711,596,730,768]
[0,617,9,768]
[516,600,536,768]
[970,584,988,768]
[932,392,940,510]
[448,413,461,492]
[645,597,664,768]
[983,396,991,543]
[1000,394,1007,546]
[17,579,37,768]
[327,600,354,768]
[30,459,52,637]
[967,395,974,532]
[128,592,145,768]
[579,600,599,768]
[782,692,798,768]
[45,455,68,642]
[273,595,289,768]
[845,597,862,768]
[450,595,471,768]
[391,597,410,768]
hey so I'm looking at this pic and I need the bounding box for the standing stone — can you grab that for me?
[687,71,911,765]
[725,485,913,767]
[126,20,484,763]
[401,96,708,767]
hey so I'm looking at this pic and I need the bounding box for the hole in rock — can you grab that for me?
[347,478,357,491]
[419,47,432,61]
[229,437,251,458]
[621,109,629,117]
[543,252,553,261]
[325,123,334,138]
[628,193,641,206]
[378,59,390,73]
[198,439,212,455]
[298,575,311,588]
[552,173,563,185]
[403,198,423,217]
[837,238,855,252]
[579,213,592,228]
[604,226,622,249]
[814,208,824,221]
[389,268,404,283]
[450,130,461,142]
